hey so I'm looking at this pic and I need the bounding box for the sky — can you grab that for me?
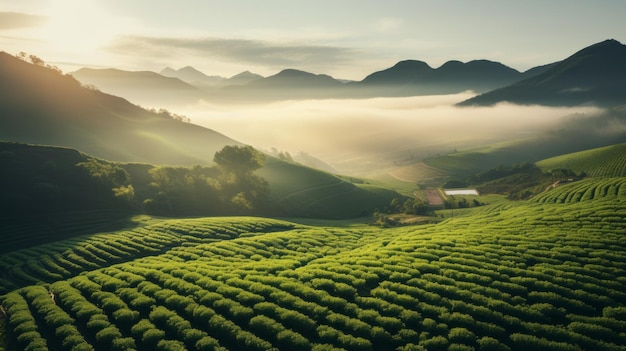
[1,0,625,80]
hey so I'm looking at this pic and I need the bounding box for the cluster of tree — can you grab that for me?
[442,197,484,210]
[372,197,434,227]
[15,52,63,74]
[0,143,269,219]
[142,145,269,216]
[145,107,191,123]
[125,145,270,216]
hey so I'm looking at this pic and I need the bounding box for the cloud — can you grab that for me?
[376,17,403,32]
[175,95,603,174]
[0,12,46,30]
[108,35,358,70]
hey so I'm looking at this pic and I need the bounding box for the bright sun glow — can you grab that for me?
[35,1,127,62]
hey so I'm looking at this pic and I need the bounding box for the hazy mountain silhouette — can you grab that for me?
[219,69,347,101]
[223,71,264,86]
[160,66,225,88]
[64,40,626,104]
[354,59,522,96]
[459,39,626,107]
[71,67,207,106]
[0,52,240,165]
[520,62,560,79]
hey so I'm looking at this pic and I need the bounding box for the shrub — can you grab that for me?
[477,336,511,351]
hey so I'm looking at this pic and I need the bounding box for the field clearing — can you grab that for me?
[423,189,444,207]
[388,162,449,184]
[1,178,626,350]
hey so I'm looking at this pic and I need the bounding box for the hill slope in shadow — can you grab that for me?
[459,39,626,107]
[0,52,240,165]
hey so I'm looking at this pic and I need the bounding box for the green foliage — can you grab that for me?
[468,163,578,199]
[2,183,626,350]
[214,145,265,178]
[537,142,626,177]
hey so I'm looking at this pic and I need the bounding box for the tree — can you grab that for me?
[213,145,268,213]
[214,145,265,179]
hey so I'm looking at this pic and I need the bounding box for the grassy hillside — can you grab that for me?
[0,52,240,165]
[0,142,140,252]
[259,158,400,218]
[537,143,626,177]
[533,177,626,204]
[1,178,625,351]
[416,109,626,185]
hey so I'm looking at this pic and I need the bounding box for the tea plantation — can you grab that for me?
[1,178,626,351]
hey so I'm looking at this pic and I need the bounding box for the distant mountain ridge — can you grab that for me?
[459,39,626,106]
[160,66,265,88]
[357,59,521,95]
[216,69,348,101]
[223,70,264,86]
[71,67,206,106]
[66,39,626,105]
[160,66,225,87]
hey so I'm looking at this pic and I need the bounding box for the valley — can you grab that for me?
[2,37,626,351]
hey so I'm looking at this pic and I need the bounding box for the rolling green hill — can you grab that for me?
[415,107,626,184]
[536,143,626,177]
[259,158,399,219]
[1,177,626,351]
[533,177,626,204]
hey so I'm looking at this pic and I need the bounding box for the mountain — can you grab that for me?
[520,61,560,79]
[219,69,347,101]
[71,67,207,106]
[223,70,264,86]
[0,52,240,165]
[459,39,626,107]
[355,59,522,96]
[247,69,344,89]
[160,66,225,88]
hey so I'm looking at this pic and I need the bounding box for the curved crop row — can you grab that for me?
[0,217,297,295]
[537,143,626,177]
[2,199,626,350]
[533,177,626,204]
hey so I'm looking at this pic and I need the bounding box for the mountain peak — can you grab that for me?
[459,39,626,107]
[160,66,176,74]
[391,60,433,71]
[571,38,625,57]
[275,68,316,77]
[229,71,261,79]
[178,66,204,74]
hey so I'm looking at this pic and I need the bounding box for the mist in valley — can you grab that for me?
[168,94,604,175]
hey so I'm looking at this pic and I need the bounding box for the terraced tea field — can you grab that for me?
[1,178,626,351]
[537,143,626,178]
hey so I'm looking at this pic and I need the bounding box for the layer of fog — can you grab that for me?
[175,93,603,175]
